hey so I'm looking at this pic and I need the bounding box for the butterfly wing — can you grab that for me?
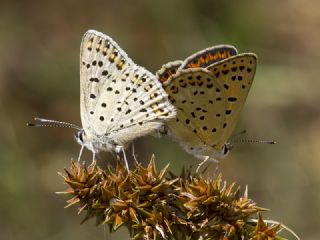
[206,54,257,147]
[156,45,238,85]
[80,30,176,148]
[163,68,228,158]
[156,60,183,84]
[178,45,238,70]
[162,53,256,159]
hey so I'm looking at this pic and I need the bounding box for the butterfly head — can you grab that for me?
[74,128,122,154]
[186,142,233,161]
[208,143,232,159]
[74,129,100,153]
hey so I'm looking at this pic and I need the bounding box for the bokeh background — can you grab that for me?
[1,0,319,239]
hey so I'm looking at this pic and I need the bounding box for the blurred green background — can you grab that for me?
[1,0,319,239]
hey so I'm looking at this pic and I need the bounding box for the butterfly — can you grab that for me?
[29,30,176,168]
[156,45,256,161]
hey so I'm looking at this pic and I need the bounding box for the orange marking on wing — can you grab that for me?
[209,52,219,62]
[190,60,200,68]
[203,56,209,65]
[221,51,227,59]
[226,50,232,58]
[199,56,206,65]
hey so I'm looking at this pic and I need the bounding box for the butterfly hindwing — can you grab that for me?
[156,45,238,85]
[156,60,183,84]
[178,45,238,70]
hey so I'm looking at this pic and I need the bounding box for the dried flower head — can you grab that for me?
[58,156,288,240]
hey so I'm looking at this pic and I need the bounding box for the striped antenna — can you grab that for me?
[27,117,81,130]
[230,139,276,145]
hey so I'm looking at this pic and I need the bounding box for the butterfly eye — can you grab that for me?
[223,145,229,155]
[223,143,233,157]
[75,130,84,144]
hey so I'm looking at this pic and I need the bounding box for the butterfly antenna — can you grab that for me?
[231,139,276,145]
[27,117,81,130]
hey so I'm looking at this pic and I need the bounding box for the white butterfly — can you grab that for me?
[30,30,176,168]
[156,46,256,162]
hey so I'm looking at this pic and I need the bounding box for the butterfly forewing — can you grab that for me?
[80,30,175,147]
[206,54,257,146]
[163,68,228,157]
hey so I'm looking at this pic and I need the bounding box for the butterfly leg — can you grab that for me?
[122,147,130,171]
[78,145,85,162]
[90,152,96,166]
[196,156,209,173]
[115,145,129,171]
[132,143,139,165]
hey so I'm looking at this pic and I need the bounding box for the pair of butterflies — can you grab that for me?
[31,30,256,166]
